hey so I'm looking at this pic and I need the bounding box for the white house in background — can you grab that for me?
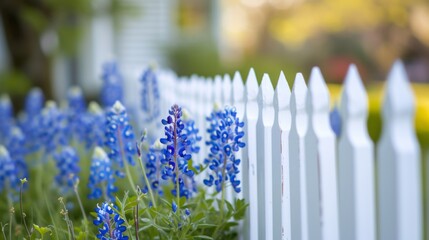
[75,0,178,99]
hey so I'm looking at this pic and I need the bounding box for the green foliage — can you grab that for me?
[0,145,248,240]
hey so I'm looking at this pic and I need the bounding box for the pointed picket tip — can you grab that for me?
[276,71,291,110]
[223,73,232,84]
[261,73,274,106]
[290,73,307,115]
[341,64,368,117]
[308,67,330,112]
[233,71,244,102]
[384,60,415,116]
[246,68,259,101]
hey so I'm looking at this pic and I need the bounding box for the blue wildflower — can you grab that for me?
[24,88,44,119]
[37,101,69,157]
[0,145,20,195]
[88,146,117,202]
[67,87,86,137]
[0,95,13,143]
[20,88,44,153]
[160,105,200,199]
[101,62,124,108]
[93,202,128,240]
[204,107,246,193]
[79,102,105,150]
[53,146,80,194]
[105,101,136,177]
[6,127,28,181]
[143,139,165,196]
[140,67,160,122]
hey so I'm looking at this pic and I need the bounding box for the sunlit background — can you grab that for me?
[0,0,429,145]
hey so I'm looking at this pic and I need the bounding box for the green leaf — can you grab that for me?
[33,224,51,236]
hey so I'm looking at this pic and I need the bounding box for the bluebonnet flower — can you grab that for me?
[143,139,165,196]
[66,87,87,142]
[160,105,200,199]
[330,104,341,137]
[24,88,44,119]
[79,102,105,150]
[93,202,128,240]
[105,101,136,177]
[37,101,69,157]
[53,146,80,194]
[204,107,246,193]
[0,145,20,195]
[20,88,44,153]
[67,87,86,114]
[140,67,160,122]
[0,95,13,143]
[6,127,28,181]
[88,146,117,202]
[101,61,124,108]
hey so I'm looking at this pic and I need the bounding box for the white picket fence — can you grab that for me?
[131,60,426,240]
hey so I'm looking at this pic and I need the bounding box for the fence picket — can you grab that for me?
[245,68,260,240]
[273,72,291,240]
[377,60,422,240]
[338,65,375,240]
[232,71,246,240]
[289,73,308,240]
[214,75,223,108]
[261,74,275,240]
[223,74,232,106]
[305,67,339,240]
[233,71,245,201]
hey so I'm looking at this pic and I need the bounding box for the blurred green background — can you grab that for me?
[0,0,428,146]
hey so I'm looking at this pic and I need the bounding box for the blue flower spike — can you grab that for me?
[105,101,136,177]
[160,104,200,201]
[0,145,20,196]
[88,146,117,202]
[0,95,13,143]
[101,61,124,108]
[93,202,129,240]
[80,102,105,150]
[54,146,80,194]
[24,88,44,119]
[6,127,28,181]
[140,66,160,123]
[204,107,246,193]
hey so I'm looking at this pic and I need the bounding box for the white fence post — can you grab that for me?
[377,60,422,240]
[305,67,339,240]
[338,65,375,240]
[273,72,292,240]
[223,74,232,106]
[289,73,308,240]
[232,71,246,239]
[245,68,259,240]
[261,74,275,240]
[214,75,223,108]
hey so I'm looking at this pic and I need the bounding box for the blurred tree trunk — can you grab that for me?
[0,0,53,100]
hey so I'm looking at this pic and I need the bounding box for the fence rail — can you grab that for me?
[146,60,426,240]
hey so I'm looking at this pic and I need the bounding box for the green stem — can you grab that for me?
[117,128,137,194]
[73,184,88,240]
[134,205,139,240]
[9,209,12,240]
[173,117,180,210]
[220,154,227,220]
[137,155,157,208]
[20,182,31,238]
